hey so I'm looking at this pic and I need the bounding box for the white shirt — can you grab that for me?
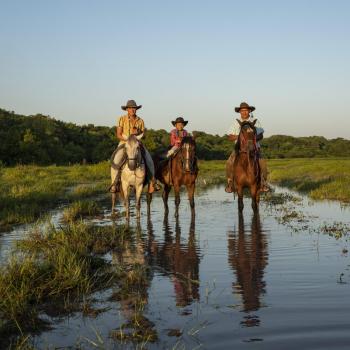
[228,116,264,146]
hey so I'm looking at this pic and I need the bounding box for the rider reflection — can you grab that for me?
[227,213,268,327]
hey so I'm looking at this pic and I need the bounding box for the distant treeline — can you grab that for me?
[1,108,350,165]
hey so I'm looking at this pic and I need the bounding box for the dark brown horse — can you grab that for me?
[148,136,198,217]
[229,120,261,212]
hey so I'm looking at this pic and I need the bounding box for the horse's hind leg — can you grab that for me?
[147,193,152,217]
[162,185,171,215]
[186,183,195,217]
[237,186,244,212]
[111,193,116,216]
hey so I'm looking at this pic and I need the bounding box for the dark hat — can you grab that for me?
[121,100,142,110]
[171,117,188,126]
[235,102,255,113]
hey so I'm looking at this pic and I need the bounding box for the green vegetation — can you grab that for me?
[2,108,350,166]
[62,200,101,222]
[0,220,150,345]
[0,162,110,229]
[268,158,350,202]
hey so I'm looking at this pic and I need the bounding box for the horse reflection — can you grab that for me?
[110,223,157,340]
[150,215,200,307]
[228,213,268,327]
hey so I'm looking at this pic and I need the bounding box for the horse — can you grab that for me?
[148,136,198,218]
[111,135,146,219]
[227,120,261,212]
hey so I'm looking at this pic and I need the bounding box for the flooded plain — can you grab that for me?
[1,184,350,349]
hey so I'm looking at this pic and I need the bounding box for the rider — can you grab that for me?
[225,102,269,193]
[167,117,189,157]
[110,99,160,194]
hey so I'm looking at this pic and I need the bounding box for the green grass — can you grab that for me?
[62,200,101,222]
[0,162,110,229]
[267,158,350,202]
[0,220,134,343]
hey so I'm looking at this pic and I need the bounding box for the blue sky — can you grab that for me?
[1,0,349,138]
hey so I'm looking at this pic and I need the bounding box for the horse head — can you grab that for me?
[180,136,196,173]
[125,135,142,171]
[236,119,258,154]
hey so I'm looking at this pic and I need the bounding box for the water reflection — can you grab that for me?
[148,215,200,307]
[228,213,268,327]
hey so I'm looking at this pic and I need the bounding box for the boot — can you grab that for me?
[225,179,235,193]
[148,178,161,193]
[260,176,271,192]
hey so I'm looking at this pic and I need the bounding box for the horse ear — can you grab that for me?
[192,131,196,140]
[252,119,257,126]
[236,119,242,126]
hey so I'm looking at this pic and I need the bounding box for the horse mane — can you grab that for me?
[235,121,257,155]
[181,135,196,147]
[127,134,139,145]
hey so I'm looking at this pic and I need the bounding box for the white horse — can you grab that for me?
[111,135,146,219]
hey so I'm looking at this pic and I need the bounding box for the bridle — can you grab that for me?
[179,140,196,174]
[237,123,260,179]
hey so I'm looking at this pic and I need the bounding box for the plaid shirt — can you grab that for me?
[117,115,145,143]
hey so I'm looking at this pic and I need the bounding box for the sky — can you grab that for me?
[1,0,349,138]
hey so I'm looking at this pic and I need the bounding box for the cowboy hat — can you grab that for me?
[121,100,142,110]
[171,117,188,126]
[235,102,255,113]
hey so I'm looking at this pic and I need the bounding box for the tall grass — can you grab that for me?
[0,221,132,343]
[0,162,110,229]
[268,158,350,202]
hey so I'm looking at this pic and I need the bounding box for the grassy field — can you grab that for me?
[0,158,349,230]
[267,158,350,202]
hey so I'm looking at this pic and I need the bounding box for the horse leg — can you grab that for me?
[186,183,195,217]
[162,185,171,214]
[122,183,130,220]
[237,185,244,212]
[147,192,152,217]
[111,192,117,216]
[250,185,259,213]
[135,184,143,220]
[174,184,181,218]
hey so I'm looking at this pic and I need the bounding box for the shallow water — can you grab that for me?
[2,185,350,349]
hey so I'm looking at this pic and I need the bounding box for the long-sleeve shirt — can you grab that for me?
[170,129,188,147]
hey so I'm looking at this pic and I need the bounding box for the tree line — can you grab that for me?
[1,108,349,166]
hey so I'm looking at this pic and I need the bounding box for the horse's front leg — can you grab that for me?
[186,183,195,217]
[135,182,144,220]
[162,184,171,215]
[174,183,181,218]
[122,183,130,220]
[237,185,244,212]
[250,184,259,213]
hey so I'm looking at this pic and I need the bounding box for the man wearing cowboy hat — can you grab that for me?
[225,102,269,193]
[110,99,160,193]
[167,117,189,157]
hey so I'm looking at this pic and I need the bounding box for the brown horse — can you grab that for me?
[148,136,198,217]
[227,120,261,212]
